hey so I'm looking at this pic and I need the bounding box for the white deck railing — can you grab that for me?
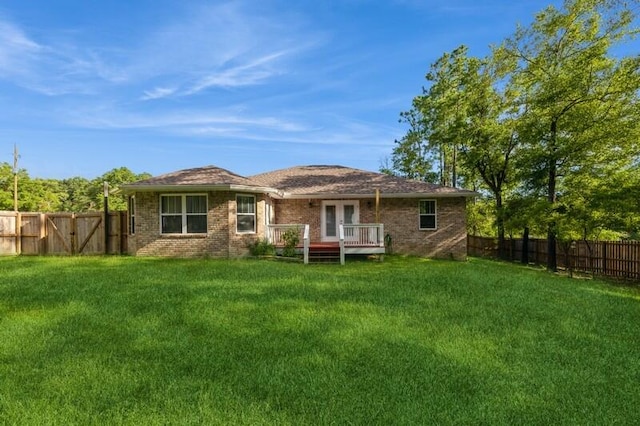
[267,224,305,247]
[341,224,385,247]
[268,223,384,265]
[303,224,310,264]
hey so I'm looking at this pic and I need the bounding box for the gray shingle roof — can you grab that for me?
[122,165,270,191]
[249,165,476,197]
[123,164,476,198]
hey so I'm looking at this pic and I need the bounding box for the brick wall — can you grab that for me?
[130,191,467,260]
[131,191,257,258]
[379,197,467,260]
[273,199,322,241]
[274,196,468,260]
[228,194,268,257]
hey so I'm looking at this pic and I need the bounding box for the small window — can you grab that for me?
[128,196,136,235]
[160,194,207,234]
[419,200,437,230]
[237,194,256,233]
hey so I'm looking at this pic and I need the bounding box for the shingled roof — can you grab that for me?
[122,164,476,198]
[249,165,476,198]
[121,165,277,193]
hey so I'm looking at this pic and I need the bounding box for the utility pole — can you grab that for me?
[13,144,19,212]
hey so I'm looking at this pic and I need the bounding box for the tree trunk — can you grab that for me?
[452,144,457,188]
[440,148,445,186]
[496,191,506,260]
[547,121,558,272]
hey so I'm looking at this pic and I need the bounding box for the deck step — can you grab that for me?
[308,256,340,264]
[308,247,341,263]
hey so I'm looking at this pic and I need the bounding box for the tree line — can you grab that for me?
[385,0,640,270]
[0,163,150,213]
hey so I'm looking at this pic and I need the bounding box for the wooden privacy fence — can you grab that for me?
[468,235,640,281]
[0,211,128,256]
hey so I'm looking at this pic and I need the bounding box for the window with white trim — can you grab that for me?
[160,194,207,234]
[236,194,256,233]
[419,199,437,230]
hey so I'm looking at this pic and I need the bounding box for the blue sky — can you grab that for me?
[0,0,576,179]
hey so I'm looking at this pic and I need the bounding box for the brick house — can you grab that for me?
[122,165,476,261]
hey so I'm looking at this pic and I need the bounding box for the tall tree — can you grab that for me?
[0,162,65,212]
[0,162,18,210]
[60,176,93,212]
[391,46,521,255]
[0,162,151,213]
[90,167,151,211]
[19,178,65,212]
[458,52,520,258]
[501,0,640,270]
[392,46,474,186]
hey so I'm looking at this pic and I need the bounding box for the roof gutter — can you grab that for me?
[120,185,477,199]
[121,184,283,197]
[282,192,478,199]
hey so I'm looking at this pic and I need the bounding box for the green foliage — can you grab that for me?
[0,162,67,212]
[90,167,152,211]
[18,178,66,212]
[0,162,149,213]
[1,256,639,424]
[0,162,17,210]
[389,129,439,183]
[60,176,93,212]
[248,238,276,256]
[281,227,300,257]
[392,45,478,187]
[501,0,640,263]
[466,196,496,237]
[389,0,640,248]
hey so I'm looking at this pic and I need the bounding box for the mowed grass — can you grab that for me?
[1,256,639,425]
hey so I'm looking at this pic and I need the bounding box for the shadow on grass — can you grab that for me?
[1,256,639,424]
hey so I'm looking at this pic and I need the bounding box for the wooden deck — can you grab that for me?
[269,223,386,265]
[300,241,385,253]
[309,242,385,263]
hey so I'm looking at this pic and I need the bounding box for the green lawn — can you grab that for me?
[1,256,639,425]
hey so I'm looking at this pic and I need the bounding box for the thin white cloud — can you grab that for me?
[131,3,318,98]
[64,106,312,134]
[140,87,177,101]
[189,68,273,90]
[0,20,41,53]
[1,2,324,100]
[176,113,398,149]
[131,3,258,77]
[0,20,43,75]
[0,17,128,95]
[185,50,290,94]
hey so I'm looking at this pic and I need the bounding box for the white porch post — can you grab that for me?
[339,224,345,265]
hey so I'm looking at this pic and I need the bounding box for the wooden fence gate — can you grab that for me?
[0,211,128,256]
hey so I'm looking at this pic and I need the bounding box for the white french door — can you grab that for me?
[321,200,359,242]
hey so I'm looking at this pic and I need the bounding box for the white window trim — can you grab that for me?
[236,194,256,234]
[159,193,208,235]
[419,199,437,230]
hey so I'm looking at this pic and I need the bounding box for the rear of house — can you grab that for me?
[122,165,476,260]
